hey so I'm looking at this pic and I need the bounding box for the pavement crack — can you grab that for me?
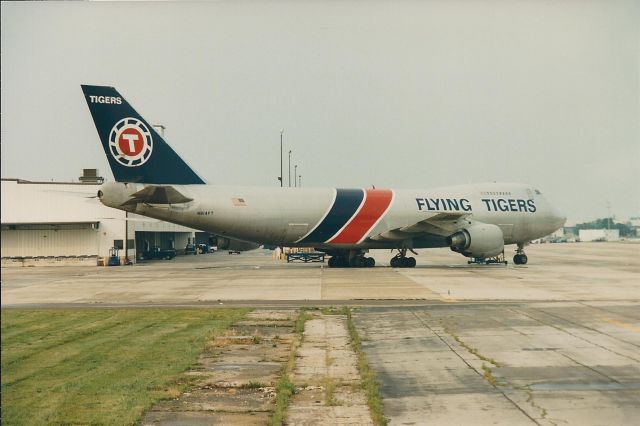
[519,308,640,363]
[557,352,621,384]
[411,312,541,425]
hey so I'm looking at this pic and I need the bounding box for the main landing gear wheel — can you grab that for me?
[328,254,374,268]
[328,256,348,267]
[349,256,375,268]
[513,243,528,265]
[390,248,416,268]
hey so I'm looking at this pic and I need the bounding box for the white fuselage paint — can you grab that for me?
[98,181,565,250]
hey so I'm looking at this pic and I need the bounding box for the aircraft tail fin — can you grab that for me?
[81,85,205,184]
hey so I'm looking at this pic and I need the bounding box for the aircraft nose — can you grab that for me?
[552,206,567,229]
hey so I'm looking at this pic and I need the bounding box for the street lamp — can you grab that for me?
[299,174,302,187]
[294,165,298,187]
[278,129,284,187]
[288,150,292,187]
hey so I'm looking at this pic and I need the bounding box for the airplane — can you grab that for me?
[82,85,566,268]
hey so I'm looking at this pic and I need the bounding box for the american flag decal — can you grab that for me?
[232,197,247,207]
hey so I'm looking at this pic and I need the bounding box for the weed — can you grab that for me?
[293,309,312,334]
[164,386,182,399]
[324,378,339,406]
[345,308,388,426]
[482,364,498,387]
[270,309,307,426]
[320,306,341,315]
[240,381,266,389]
[447,330,501,367]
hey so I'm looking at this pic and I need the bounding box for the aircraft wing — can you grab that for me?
[120,185,193,206]
[368,212,471,242]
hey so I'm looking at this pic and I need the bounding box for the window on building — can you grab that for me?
[113,240,123,250]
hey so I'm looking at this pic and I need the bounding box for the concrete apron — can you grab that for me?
[286,314,373,425]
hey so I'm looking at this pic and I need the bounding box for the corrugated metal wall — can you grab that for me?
[2,180,197,260]
[1,229,99,257]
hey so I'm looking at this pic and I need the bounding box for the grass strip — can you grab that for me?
[344,307,388,426]
[1,308,247,426]
[271,309,311,426]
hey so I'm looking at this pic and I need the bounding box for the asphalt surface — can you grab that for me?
[2,242,639,425]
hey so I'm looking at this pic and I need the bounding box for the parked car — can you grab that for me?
[140,247,176,260]
[185,243,196,255]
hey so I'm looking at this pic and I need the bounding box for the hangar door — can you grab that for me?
[1,223,99,257]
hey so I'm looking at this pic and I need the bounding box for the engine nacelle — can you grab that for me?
[446,223,504,259]
[216,237,260,252]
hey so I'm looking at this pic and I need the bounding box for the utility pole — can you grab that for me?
[299,174,302,187]
[279,129,284,187]
[288,150,292,187]
[125,211,128,264]
[607,201,611,230]
[294,165,298,187]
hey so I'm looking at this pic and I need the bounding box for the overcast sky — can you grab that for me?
[2,1,638,222]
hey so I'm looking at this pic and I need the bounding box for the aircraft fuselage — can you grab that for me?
[99,181,565,251]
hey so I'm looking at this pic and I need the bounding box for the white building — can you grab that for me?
[1,178,199,266]
[578,229,620,242]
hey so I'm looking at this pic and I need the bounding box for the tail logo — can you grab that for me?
[108,117,153,167]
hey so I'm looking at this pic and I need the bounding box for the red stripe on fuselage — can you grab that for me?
[328,189,393,244]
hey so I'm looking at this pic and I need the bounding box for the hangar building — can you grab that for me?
[1,177,200,266]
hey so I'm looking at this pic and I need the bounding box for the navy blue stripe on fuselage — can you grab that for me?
[300,188,365,243]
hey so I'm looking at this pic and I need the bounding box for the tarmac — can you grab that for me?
[2,242,639,425]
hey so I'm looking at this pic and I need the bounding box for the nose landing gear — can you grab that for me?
[513,243,528,265]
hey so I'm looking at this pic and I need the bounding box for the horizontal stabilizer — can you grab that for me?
[120,186,193,206]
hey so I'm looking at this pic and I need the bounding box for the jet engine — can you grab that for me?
[216,237,260,252]
[446,223,504,259]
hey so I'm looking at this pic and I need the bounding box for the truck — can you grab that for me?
[140,247,177,260]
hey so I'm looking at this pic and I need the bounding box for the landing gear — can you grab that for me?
[327,250,375,268]
[328,256,348,268]
[513,243,528,265]
[390,248,416,268]
[349,256,375,268]
[513,253,528,265]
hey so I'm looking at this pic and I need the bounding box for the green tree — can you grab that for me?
[575,218,633,237]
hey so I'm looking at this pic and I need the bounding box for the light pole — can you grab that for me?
[279,129,284,187]
[299,174,302,187]
[607,201,611,230]
[288,150,292,187]
[294,165,298,187]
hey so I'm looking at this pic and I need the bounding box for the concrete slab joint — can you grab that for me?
[287,313,374,425]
